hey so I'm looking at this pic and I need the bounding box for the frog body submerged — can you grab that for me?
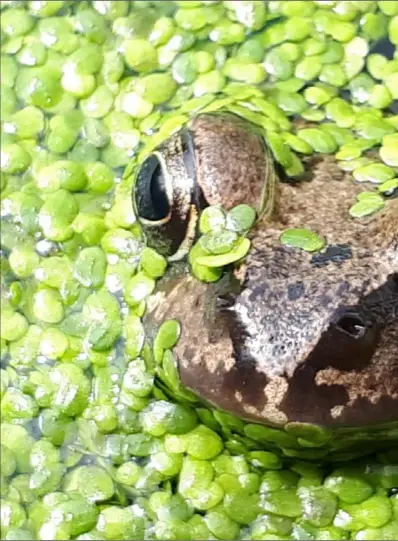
[133,113,398,452]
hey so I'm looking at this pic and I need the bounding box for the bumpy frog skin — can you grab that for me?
[134,113,398,431]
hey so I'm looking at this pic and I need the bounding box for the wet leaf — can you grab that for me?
[349,196,385,218]
[196,237,251,267]
[280,228,325,252]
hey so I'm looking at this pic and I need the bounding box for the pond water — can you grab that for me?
[1,1,398,540]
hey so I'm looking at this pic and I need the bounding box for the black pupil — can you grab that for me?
[135,155,170,221]
[336,313,366,338]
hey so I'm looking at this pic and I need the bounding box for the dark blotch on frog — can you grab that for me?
[134,113,398,431]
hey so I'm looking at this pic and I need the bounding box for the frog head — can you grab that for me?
[133,114,398,432]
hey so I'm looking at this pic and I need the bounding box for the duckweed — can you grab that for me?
[140,247,168,280]
[379,178,398,195]
[280,228,326,252]
[298,127,338,154]
[199,205,226,233]
[82,289,122,350]
[195,236,251,268]
[1,143,32,174]
[32,289,64,324]
[349,195,386,217]
[380,144,398,167]
[64,465,115,503]
[353,163,395,183]
[188,241,223,282]
[1,1,398,540]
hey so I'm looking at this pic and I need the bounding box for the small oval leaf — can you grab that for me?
[280,228,325,252]
[196,237,251,268]
[349,197,385,218]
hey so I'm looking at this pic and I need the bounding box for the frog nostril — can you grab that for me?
[134,154,171,223]
[335,312,367,339]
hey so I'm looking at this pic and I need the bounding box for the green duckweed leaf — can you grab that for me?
[353,163,395,184]
[380,144,398,167]
[200,229,239,255]
[280,228,325,252]
[155,320,181,351]
[195,237,251,267]
[199,206,226,234]
[357,191,382,201]
[349,196,385,218]
[378,178,398,194]
[226,204,257,233]
[284,422,332,446]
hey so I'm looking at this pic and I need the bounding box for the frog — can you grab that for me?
[132,112,398,437]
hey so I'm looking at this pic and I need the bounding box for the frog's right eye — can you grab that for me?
[135,154,171,224]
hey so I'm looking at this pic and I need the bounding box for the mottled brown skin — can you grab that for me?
[189,114,273,216]
[137,113,398,430]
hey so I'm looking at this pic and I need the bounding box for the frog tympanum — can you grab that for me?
[133,113,398,453]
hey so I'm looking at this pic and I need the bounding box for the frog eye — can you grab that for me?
[133,136,198,261]
[135,154,171,224]
[335,311,367,339]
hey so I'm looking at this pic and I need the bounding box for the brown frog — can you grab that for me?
[133,113,398,432]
